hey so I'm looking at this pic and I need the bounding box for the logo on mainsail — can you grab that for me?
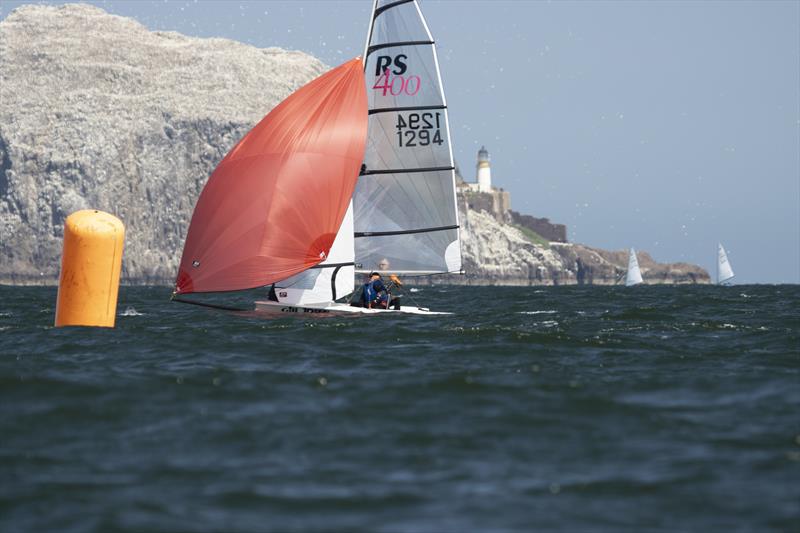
[374,54,408,75]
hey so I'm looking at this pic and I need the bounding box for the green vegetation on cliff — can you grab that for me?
[512,224,550,248]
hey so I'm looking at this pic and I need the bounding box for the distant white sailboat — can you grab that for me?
[625,248,643,287]
[717,243,735,285]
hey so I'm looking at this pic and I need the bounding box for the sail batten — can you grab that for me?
[369,104,447,115]
[361,165,454,175]
[367,40,435,55]
[355,224,459,238]
[374,0,415,18]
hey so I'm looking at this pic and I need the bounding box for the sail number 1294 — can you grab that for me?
[396,112,444,148]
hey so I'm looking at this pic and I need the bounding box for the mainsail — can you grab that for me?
[717,243,735,284]
[175,59,368,295]
[355,0,462,275]
[626,248,643,287]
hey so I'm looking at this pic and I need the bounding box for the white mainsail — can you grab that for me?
[626,248,643,287]
[355,0,462,275]
[717,243,735,284]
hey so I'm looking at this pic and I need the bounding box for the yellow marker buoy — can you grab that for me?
[55,210,125,328]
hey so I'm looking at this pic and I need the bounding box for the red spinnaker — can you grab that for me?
[175,59,368,294]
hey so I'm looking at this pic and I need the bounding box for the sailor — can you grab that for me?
[361,272,388,309]
[377,258,403,309]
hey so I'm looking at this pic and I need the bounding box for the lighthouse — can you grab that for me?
[476,145,492,193]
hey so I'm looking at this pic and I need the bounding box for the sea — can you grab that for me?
[1,284,798,532]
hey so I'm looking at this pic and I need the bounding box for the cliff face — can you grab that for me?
[0,4,709,286]
[0,4,325,283]
[451,206,709,286]
[508,210,567,243]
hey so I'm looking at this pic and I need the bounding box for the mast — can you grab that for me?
[362,0,378,65]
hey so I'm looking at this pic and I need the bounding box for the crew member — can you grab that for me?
[377,258,403,309]
[361,272,387,309]
[361,272,401,309]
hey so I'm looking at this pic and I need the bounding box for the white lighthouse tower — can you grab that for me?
[476,145,492,193]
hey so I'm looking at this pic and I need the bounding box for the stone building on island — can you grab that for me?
[456,146,567,243]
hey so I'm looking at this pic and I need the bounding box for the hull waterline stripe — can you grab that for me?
[361,165,454,176]
[354,224,458,238]
[367,40,434,56]
[369,104,447,115]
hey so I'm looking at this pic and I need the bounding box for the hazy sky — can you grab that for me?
[2,0,798,283]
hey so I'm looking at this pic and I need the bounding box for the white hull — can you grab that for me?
[254,300,451,316]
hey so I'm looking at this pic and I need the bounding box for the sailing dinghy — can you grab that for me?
[716,243,735,285]
[625,248,644,287]
[174,1,461,315]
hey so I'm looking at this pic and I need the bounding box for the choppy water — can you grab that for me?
[1,284,798,532]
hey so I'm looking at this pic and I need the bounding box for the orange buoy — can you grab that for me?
[55,210,125,328]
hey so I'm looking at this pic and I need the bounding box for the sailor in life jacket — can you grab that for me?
[361,271,401,309]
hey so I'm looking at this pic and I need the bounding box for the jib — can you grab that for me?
[375,54,408,76]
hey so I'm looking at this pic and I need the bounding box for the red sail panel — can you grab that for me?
[175,58,367,294]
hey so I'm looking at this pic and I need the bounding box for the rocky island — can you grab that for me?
[0,4,709,286]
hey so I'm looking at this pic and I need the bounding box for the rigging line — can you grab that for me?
[374,0,414,19]
[355,224,459,238]
[367,40,434,56]
[171,297,249,312]
[361,166,454,176]
[369,105,447,115]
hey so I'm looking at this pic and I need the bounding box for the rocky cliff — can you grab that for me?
[451,207,708,286]
[0,4,325,283]
[0,4,709,286]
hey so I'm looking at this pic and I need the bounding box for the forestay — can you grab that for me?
[355,0,462,275]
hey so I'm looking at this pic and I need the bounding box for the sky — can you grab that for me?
[2,0,798,283]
